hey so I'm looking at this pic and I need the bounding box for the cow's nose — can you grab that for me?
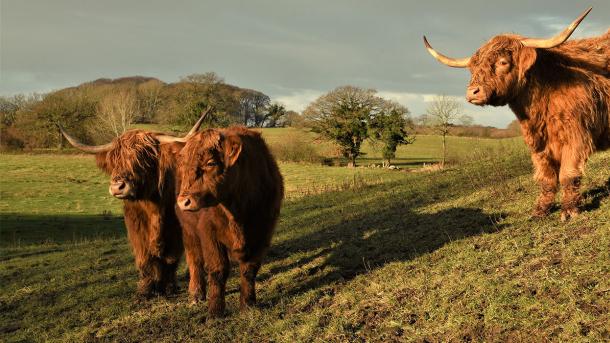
[177,195,198,211]
[466,86,484,103]
[467,85,480,95]
[109,181,130,198]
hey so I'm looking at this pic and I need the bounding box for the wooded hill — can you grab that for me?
[1,73,285,149]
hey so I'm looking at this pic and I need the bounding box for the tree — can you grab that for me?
[135,79,164,123]
[0,93,42,127]
[180,72,225,85]
[506,119,522,136]
[304,86,380,167]
[35,88,97,149]
[164,72,238,128]
[370,100,415,167]
[238,89,270,126]
[260,102,286,127]
[283,110,305,128]
[424,95,472,167]
[95,89,139,137]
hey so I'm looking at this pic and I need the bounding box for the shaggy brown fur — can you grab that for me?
[462,30,609,220]
[176,126,284,317]
[94,130,185,297]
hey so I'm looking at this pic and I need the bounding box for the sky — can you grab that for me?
[1,1,608,128]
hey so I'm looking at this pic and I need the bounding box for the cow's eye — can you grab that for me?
[498,59,509,66]
[205,160,217,167]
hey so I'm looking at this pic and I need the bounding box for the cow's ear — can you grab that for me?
[517,47,537,82]
[95,151,112,174]
[165,142,185,156]
[223,135,242,167]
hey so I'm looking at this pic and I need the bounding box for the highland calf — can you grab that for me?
[171,126,284,317]
[60,112,208,297]
[424,8,609,220]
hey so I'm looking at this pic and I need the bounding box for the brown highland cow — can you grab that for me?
[59,112,209,297]
[167,126,284,317]
[424,8,609,221]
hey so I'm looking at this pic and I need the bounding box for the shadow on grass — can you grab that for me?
[0,213,125,247]
[582,177,610,212]
[260,174,508,305]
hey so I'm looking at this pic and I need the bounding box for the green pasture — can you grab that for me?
[0,134,608,342]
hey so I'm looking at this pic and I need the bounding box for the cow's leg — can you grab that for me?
[160,260,179,295]
[220,206,247,259]
[130,236,158,298]
[184,241,206,303]
[159,238,183,296]
[559,150,587,221]
[238,260,261,309]
[531,152,559,217]
[203,236,230,317]
[136,255,161,298]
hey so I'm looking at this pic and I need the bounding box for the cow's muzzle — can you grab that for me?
[177,194,200,211]
[466,86,488,105]
[109,181,133,199]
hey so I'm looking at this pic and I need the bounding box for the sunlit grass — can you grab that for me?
[1,135,608,342]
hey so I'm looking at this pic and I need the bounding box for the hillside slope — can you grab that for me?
[1,147,608,342]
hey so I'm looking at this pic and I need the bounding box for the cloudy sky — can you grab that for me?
[1,1,608,127]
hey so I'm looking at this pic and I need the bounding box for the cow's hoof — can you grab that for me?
[136,284,155,299]
[560,207,580,222]
[189,291,205,305]
[207,308,225,318]
[240,300,256,311]
[207,301,226,318]
[530,208,550,220]
[135,291,153,303]
[231,247,249,261]
[163,283,179,296]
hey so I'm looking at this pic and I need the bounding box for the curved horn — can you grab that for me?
[156,106,213,144]
[521,7,592,49]
[58,124,113,153]
[423,36,471,68]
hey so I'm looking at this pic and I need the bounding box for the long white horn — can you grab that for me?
[156,106,213,143]
[521,7,592,49]
[423,36,471,68]
[58,124,113,153]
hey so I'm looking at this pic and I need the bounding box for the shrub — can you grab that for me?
[0,127,25,150]
[268,131,322,163]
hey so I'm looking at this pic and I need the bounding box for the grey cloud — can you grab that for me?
[1,0,608,127]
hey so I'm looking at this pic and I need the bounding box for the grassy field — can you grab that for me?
[133,126,522,167]
[1,135,609,342]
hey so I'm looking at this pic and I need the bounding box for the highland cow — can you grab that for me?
[169,126,284,317]
[59,112,209,297]
[424,8,609,221]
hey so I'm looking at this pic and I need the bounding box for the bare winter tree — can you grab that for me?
[424,95,473,167]
[136,79,164,123]
[96,90,139,137]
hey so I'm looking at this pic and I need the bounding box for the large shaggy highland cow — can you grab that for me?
[167,126,284,317]
[424,8,609,220]
[60,112,208,297]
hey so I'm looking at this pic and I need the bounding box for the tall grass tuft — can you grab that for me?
[268,130,323,163]
[454,139,531,201]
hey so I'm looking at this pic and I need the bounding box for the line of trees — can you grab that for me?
[302,89,515,168]
[0,72,288,150]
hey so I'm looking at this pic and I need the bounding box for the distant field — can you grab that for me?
[130,125,525,167]
[1,134,608,342]
[0,154,407,245]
